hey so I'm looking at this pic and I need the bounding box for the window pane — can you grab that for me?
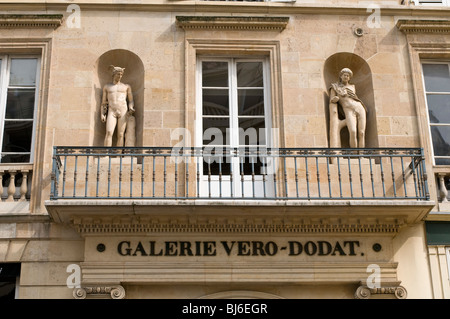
[423,64,450,92]
[9,58,38,86]
[6,89,35,119]
[435,158,450,165]
[238,89,264,116]
[203,156,231,176]
[239,117,266,145]
[202,61,228,87]
[1,153,30,163]
[237,62,263,87]
[202,89,229,115]
[2,121,33,153]
[203,117,230,146]
[431,126,450,157]
[240,155,264,176]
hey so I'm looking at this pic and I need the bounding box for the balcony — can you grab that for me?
[49,146,429,201]
[46,146,434,226]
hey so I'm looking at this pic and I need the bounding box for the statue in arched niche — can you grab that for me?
[101,65,136,147]
[329,68,367,148]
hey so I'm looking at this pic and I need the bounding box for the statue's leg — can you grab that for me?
[345,110,358,148]
[357,109,366,148]
[104,114,117,147]
[116,115,128,147]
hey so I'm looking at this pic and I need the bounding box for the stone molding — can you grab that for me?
[80,261,400,285]
[73,285,126,299]
[355,283,407,299]
[176,16,289,32]
[73,215,405,235]
[396,19,450,34]
[0,14,63,29]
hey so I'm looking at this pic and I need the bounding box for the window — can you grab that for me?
[0,263,20,300]
[0,55,40,163]
[196,57,273,197]
[422,62,450,165]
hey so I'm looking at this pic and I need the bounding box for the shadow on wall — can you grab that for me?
[323,52,378,148]
[92,49,145,147]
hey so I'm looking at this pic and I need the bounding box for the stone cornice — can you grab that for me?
[1,2,449,17]
[73,215,405,235]
[0,14,63,29]
[176,16,289,32]
[397,19,450,34]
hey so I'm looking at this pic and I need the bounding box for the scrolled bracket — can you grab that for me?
[355,284,407,299]
[72,285,126,299]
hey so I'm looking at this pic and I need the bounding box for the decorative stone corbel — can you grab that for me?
[73,285,126,299]
[355,283,407,299]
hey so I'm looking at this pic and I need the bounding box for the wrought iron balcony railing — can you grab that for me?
[50,146,429,201]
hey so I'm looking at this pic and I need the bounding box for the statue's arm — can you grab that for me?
[101,86,108,122]
[329,86,339,104]
[127,85,135,114]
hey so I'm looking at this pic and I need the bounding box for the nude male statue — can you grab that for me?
[329,68,367,148]
[101,65,135,147]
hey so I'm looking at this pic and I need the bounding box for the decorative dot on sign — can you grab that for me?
[372,243,382,252]
[97,243,106,252]
[354,28,364,37]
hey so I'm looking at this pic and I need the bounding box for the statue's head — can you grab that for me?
[339,68,353,82]
[109,65,125,79]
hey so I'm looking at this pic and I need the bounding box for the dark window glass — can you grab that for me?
[6,89,35,119]
[1,121,33,153]
[202,61,228,87]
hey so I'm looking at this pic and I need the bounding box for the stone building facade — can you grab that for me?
[0,0,449,299]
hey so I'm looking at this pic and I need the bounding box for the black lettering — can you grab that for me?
[331,241,346,256]
[149,241,163,256]
[165,241,178,256]
[195,241,202,256]
[318,241,332,256]
[238,241,251,256]
[179,241,193,256]
[252,241,266,256]
[288,241,303,256]
[304,241,317,255]
[203,241,216,256]
[117,241,132,256]
[132,241,148,256]
[221,241,236,256]
[265,241,278,256]
[344,241,360,256]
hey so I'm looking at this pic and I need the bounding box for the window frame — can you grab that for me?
[196,56,274,197]
[0,54,41,164]
[420,60,450,167]
[196,56,273,151]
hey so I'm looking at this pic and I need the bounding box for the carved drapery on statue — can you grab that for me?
[329,68,367,148]
[101,65,136,147]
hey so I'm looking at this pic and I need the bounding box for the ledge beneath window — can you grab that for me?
[0,14,63,29]
[176,16,289,32]
[396,19,450,34]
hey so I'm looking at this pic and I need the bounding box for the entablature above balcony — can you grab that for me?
[45,198,435,236]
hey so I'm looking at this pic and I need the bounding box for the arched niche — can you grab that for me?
[323,52,378,148]
[92,49,144,147]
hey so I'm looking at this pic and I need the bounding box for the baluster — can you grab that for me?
[7,171,16,202]
[0,172,3,201]
[439,174,448,202]
[19,171,29,201]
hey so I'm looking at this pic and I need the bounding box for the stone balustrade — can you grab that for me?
[436,172,450,203]
[0,164,32,202]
